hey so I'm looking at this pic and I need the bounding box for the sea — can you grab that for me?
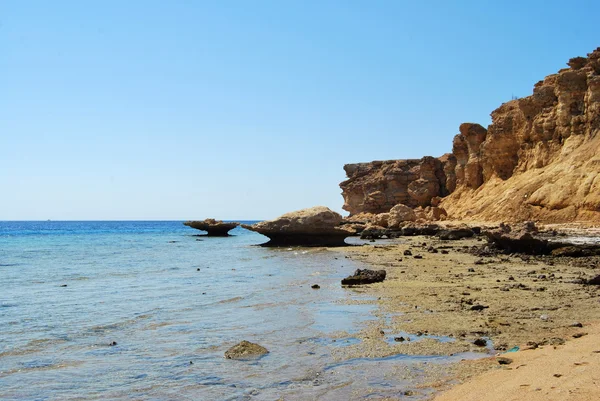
[0,221,477,401]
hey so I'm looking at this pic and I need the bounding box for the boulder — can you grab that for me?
[341,269,386,285]
[224,341,269,359]
[184,219,239,236]
[372,213,390,228]
[388,204,417,228]
[242,206,354,247]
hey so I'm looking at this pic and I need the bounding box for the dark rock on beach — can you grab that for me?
[184,219,239,236]
[341,269,386,286]
[586,275,600,285]
[436,227,474,240]
[483,222,550,254]
[484,223,600,256]
[224,340,269,359]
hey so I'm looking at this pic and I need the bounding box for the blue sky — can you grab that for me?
[1,1,599,220]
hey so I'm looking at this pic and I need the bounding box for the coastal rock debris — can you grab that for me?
[341,269,386,286]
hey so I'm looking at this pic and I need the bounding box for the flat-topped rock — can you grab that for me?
[184,219,239,236]
[242,206,354,247]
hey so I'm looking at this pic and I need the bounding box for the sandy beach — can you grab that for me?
[434,321,600,401]
[332,231,600,399]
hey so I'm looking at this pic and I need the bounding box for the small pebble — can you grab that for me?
[473,338,487,347]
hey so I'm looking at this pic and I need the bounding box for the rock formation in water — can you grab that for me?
[242,206,354,246]
[340,47,600,224]
[183,219,239,236]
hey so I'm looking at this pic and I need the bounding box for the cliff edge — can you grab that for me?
[340,47,600,224]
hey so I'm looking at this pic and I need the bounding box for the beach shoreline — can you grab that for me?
[330,226,600,399]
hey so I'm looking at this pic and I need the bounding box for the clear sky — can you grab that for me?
[1,1,599,220]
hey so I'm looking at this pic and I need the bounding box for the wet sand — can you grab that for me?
[332,232,600,399]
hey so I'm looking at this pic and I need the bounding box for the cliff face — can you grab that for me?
[340,47,600,223]
[340,156,454,215]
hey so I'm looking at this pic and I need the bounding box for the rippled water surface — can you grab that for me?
[0,221,471,400]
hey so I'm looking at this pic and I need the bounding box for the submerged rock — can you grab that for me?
[242,206,354,247]
[341,269,386,286]
[224,340,269,359]
[184,219,239,236]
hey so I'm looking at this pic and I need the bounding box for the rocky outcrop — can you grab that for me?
[340,47,600,224]
[184,219,239,236]
[242,206,354,247]
[340,156,453,215]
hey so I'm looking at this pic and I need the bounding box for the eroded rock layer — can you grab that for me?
[341,47,600,224]
[340,156,453,215]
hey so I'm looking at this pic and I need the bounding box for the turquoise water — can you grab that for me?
[1,221,484,400]
[0,221,386,400]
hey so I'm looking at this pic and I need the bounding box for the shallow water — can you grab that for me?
[0,222,484,400]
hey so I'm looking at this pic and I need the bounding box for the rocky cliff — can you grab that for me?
[340,47,600,224]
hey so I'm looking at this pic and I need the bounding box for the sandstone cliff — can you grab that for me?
[340,47,600,224]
